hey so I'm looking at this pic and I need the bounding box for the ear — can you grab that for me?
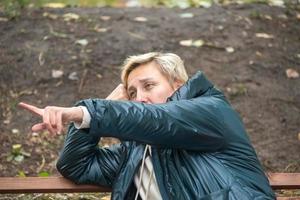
[172,80,184,90]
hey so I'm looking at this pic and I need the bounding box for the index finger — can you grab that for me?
[18,102,44,116]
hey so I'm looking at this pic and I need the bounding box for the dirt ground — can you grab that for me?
[0,3,299,182]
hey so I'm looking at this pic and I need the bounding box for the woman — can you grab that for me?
[20,52,275,199]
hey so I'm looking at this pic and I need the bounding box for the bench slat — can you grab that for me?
[268,173,300,190]
[0,177,111,193]
[0,173,299,194]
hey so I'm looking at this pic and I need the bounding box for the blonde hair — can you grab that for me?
[121,52,188,88]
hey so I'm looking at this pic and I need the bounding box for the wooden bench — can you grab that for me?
[0,173,299,199]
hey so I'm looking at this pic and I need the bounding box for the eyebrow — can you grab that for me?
[127,78,154,91]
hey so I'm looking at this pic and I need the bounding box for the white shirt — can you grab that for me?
[74,106,162,200]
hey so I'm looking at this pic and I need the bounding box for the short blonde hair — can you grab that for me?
[121,52,188,88]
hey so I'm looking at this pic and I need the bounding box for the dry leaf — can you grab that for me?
[199,1,212,8]
[298,132,300,141]
[0,17,8,22]
[42,12,58,20]
[96,74,103,79]
[100,16,111,21]
[179,39,204,47]
[12,129,19,134]
[68,72,79,81]
[286,68,299,79]
[264,15,272,20]
[255,33,274,39]
[134,17,148,22]
[63,13,80,21]
[94,25,108,33]
[193,40,204,47]
[38,52,45,66]
[278,14,288,19]
[75,39,88,46]
[226,47,235,53]
[180,13,194,18]
[256,51,263,57]
[52,70,64,78]
[179,40,193,47]
[43,3,66,8]
[268,0,284,7]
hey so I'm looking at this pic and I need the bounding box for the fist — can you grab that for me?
[106,84,129,101]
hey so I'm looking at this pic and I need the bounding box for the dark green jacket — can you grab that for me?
[57,71,275,200]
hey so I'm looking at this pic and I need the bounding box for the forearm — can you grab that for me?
[79,98,226,151]
[56,124,122,186]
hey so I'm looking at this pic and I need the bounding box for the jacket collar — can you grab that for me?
[168,71,213,101]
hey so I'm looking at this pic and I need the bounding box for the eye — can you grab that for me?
[144,83,155,90]
[128,90,136,99]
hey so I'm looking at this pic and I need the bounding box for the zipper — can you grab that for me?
[112,143,145,199]
[151,148,171,200]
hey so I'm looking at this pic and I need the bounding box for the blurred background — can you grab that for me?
[0,0,300,199]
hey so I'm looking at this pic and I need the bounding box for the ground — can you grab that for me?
[0,3,300,198]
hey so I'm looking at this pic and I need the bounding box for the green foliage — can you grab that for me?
[2,0,29,19]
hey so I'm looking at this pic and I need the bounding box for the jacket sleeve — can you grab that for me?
[79,96,227,151]
[56,124,125,187]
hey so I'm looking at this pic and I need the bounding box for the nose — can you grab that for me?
[135,90,148,103]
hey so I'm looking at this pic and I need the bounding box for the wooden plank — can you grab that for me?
[0,177,112,193]
[0,173,300,194]
[267,173,300,190]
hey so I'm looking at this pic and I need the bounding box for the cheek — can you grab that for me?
[149,87,174,103]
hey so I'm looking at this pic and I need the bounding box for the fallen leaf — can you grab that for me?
[38,171,49,177]
[94,25,108,33]
[217,25,224,30]
[12,129,19,134]
[43,3,66,8]
[278,14,288,19]
[52,70,64,78]
[100,16,111,21]
[179,40,193,47]
[38,52,45,66]
[14,155,24,162]
[75,39,88,46]
[286,68,299,79]
[128,32,145,40]
[255,33,274,39]
[3,119,10,124]
[256,51,263,57]
[12,144,22,154]
[179,13,194,18]
[264,15,272,20]
[96,74,103,79]
[298,132,300,141]
[226,47,235,53]
[199,1,212,8]
[68,72,79,81]
[0,17,8,22]
[134,17,148,22]
[63,13,80,21]
[179,39,204,47]
[193,40,204,47]
[268,0,285,7]
[18,171,26,177]
[42,12,58,20]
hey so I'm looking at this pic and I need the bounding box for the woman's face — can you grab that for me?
[127,62,182,104]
